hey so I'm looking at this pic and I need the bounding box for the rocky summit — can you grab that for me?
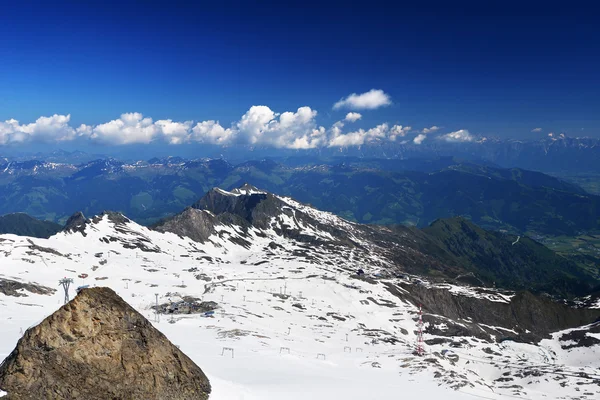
[0,287,211,400]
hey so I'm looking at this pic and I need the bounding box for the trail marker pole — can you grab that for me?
[155,293,160,323]
[416,304,424,356]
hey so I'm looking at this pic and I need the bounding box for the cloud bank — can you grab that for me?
[1,107,475,149]
[0,114,77,145]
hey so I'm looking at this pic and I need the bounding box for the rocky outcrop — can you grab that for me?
[0,287,211,400]
[386,282,600,342]
[62,211,88,235]
[0,278,55,298]
[152,207,220,243]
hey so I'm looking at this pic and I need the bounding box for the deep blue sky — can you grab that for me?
[1,1,599,147]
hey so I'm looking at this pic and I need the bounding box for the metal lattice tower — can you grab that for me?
[59,277,74,304]
[416,304,425,356]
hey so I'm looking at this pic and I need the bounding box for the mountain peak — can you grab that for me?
[229,183,266,196]
[63,211,88,234]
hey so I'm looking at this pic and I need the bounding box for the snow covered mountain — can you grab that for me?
[1,186,599,399]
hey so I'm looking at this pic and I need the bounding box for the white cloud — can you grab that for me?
[0,108,447,150]
[236,106,324,149]
[76,124,93,137]
[333,89,391,110]
[156,119,193,145]
[389,125,411,141]
[344,112,362,122]
[531,127,542,132]
[0,119,21,144]
[421,126,440,134]
[0,114,76,144]
[90,113,159,145]
[328,123,389,147]
[191,121,235,145]
[413,133,427,145]
[440,129,474,143]
[236,106,277,144]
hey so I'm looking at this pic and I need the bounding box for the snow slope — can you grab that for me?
[1,213,599,399]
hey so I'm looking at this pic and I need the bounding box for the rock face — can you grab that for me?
[62,211,88,235]
[386,282,600,343]
[0,287,211,400]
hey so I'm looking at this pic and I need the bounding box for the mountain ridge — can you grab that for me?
[152,185,599,298]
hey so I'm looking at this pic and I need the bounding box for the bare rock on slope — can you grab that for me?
[0,287,211,400]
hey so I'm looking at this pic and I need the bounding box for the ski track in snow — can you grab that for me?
[0,214,599,399]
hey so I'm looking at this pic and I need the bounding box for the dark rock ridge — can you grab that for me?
[0,278,55,298]
[62,211,88,235]
[0,287,211,400]
[386,282,600,343]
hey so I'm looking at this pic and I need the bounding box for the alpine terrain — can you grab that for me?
[1,184,599,399]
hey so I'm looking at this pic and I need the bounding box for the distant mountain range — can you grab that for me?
[1,155,600,237]
[2,134,600,173]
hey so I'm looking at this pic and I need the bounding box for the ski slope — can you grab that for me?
[1,213,599,399]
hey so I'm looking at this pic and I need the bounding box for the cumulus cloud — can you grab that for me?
[76,124,93,137]
[236,106,324,149]
[0,119,20,144]
[413,133,427,145]
[333,89,391,110]
[156,120,193,145]
[531,127,542,132]
[421,126,440,134]
[344,112,362,122]
[0,107,445,150]
[236,106,277,144]
[329,123,389,147]
[90,113,159,145]
[389,125,411,141]
[191,121,235,145]
[440,129,474,143]
[0,114,76,144]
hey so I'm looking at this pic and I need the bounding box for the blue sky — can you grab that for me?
[1,1,599,152]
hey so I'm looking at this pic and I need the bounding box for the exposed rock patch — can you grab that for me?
[0,278,56,297]
[0,287,211,400]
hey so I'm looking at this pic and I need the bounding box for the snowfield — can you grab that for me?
[1,213,599,399]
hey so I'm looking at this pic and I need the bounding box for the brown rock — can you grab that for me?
[0,287,211,399]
